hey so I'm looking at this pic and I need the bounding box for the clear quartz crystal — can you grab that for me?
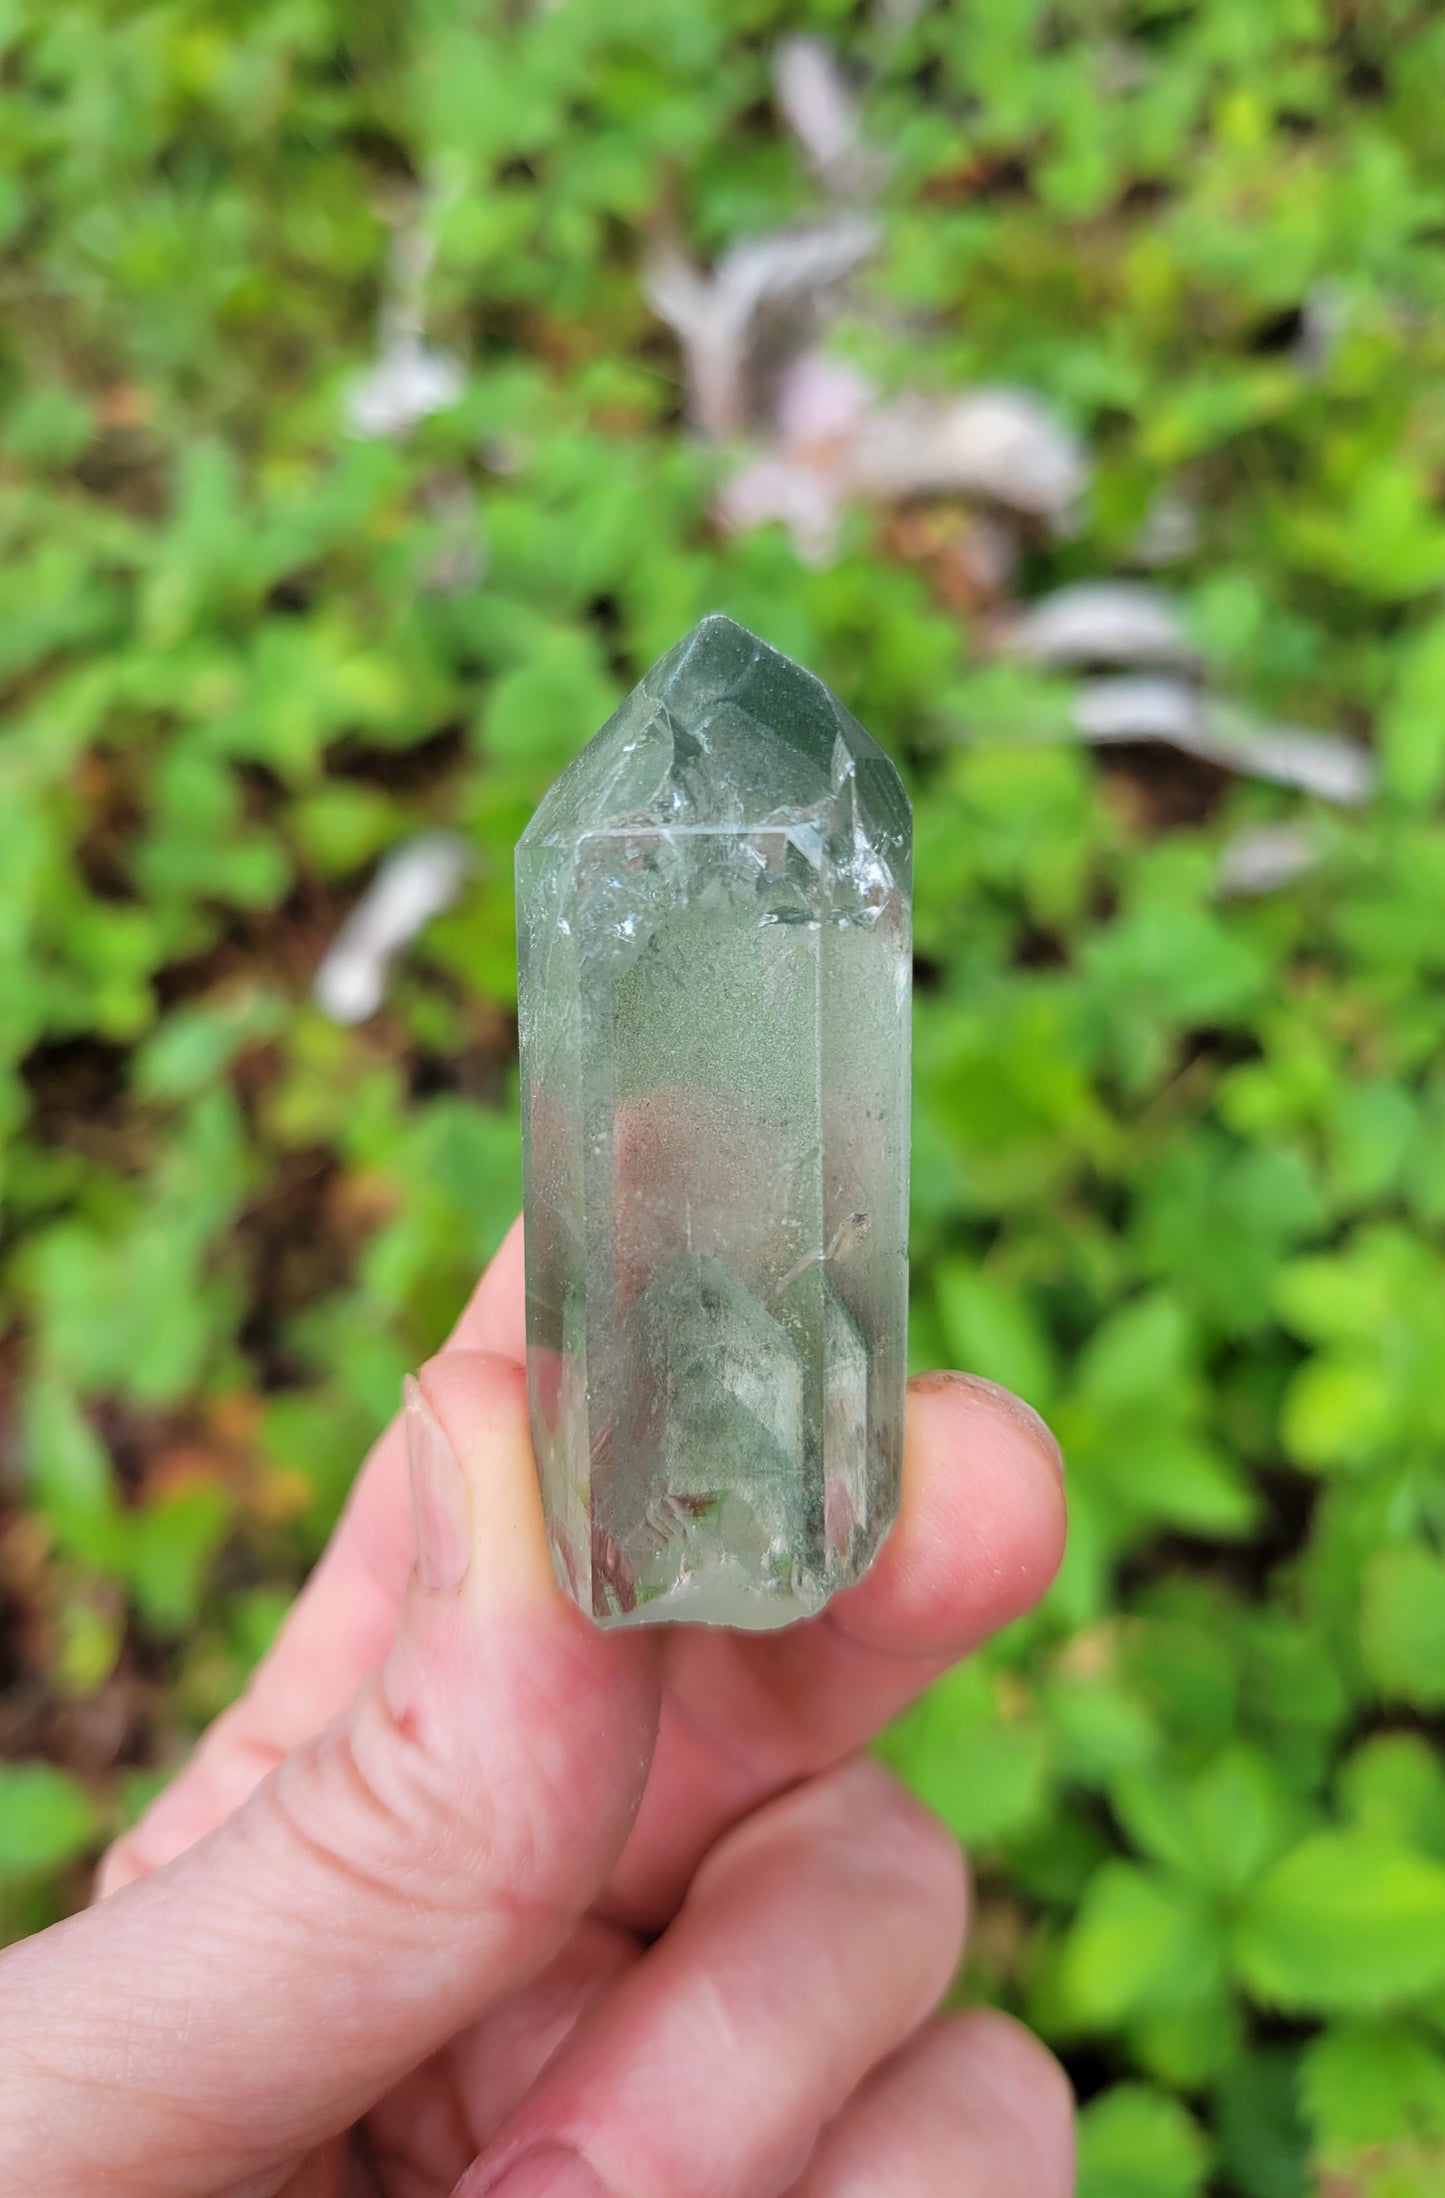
[516,614,911,1629]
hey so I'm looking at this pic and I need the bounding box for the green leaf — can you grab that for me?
[1061,1861,1220,2027]
[290,786,406,876]
[1076,1291,1193,1411]
[1382,615,1445,807]
[480,629,618,770]
[1077,2084,1209,2198]
[1112,1746,1291,1895]
[21,1091,252,1403]
[1302,2022,1445,2151]
[1234,1833,1445,2011]
[128,1486,234,1635]
[1361,1546,1445,1708]
[1214,2046,1310,2198]
[1132,1984,1240,2089]
[133,989,287,1103]
[1326,1082,1417,1207]
[1042,1666,1159,1782]
[1282,1354,1393,1472]
[3,385,95,467]
[1136,1139,1322,1336]
[1186,1748,1295,1895]
[933,1260,1056,1410]
[54,1588,125,1698]
[261,1387,376,1545]
[0,1766,99,1882]
[1339,1737,1445,1862]
[879,1664,1051,1846]
[20,1377,124,1569]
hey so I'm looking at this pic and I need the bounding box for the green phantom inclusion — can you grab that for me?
[516,615,911,1629]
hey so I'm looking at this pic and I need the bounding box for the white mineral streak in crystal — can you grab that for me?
[313,833,475,1024]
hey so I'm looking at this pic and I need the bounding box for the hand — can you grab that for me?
[0,1221,1072,2197]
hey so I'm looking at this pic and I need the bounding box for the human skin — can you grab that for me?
[0,1219,1074,2197]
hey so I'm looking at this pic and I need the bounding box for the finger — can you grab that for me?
[108,1331,1063,1929]
[0,1354,660,2198]
[607,1371,1064,1925]
[360,1919,640,2196]
[788,2009,1075,2197]
[456,1758,968,2198]
[100,1221,529,1895]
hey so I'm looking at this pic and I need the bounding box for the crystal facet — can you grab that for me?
[517,614,911,1629]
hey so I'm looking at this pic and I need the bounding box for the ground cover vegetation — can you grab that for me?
[2,4,1445,2191]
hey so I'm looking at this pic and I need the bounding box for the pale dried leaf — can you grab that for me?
[347,191,463,439]
[718,354,1081,559]
[1072,676,1376,806]
[715,351,874,560]
[773,37,884,196]
[419,473,488,597]
[347,342,464,439]
[715,454,848,565]
[1132,490,1201,567]
[1296,282,1347,377]
[1006,582,1199,670]
[1072,674,1201,747]
[314,834,476,1024]
[1216,823,1320,897]
[1206,708,1376,806]
[772,348,876,448]
[849,387,1089,520]
[645,220,878,437]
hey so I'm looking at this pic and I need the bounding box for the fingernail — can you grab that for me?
[404,1373,472,1592]
[477,2148,612,2198]
[919,1370,1066,1481]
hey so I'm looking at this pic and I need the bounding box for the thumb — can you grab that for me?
[0,1353,660,2198]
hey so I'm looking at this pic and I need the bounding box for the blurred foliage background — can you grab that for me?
[3,2,1445,2192]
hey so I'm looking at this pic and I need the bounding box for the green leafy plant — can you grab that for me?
[3,3,1445,2188]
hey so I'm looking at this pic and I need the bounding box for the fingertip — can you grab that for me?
[795,2009,1074,2198]
[410,1350,552,1617]
[452,1217,528,1362]
[400,1349,662,1745]
[830,1372,1067,1661]
[93,1838,140,1902]
[934,2008,1077,2170]
[912,1370,1065,1486]
[417,1343,530,1432]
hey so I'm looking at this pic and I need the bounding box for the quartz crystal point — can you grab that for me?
[517,614,911,1629]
